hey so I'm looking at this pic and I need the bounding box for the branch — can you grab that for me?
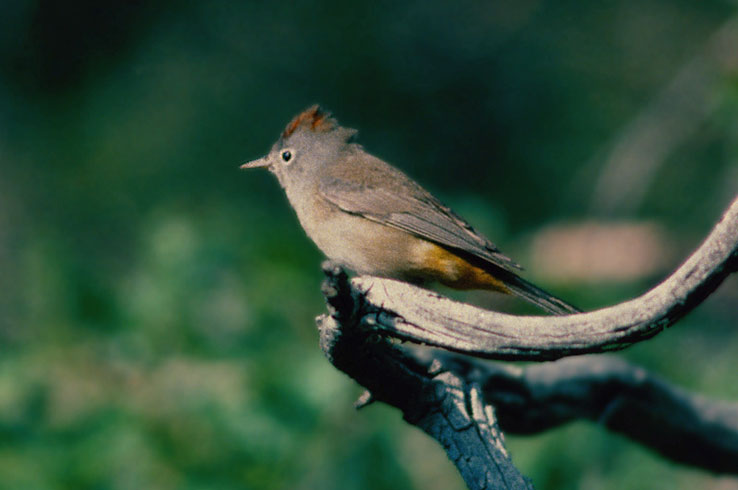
[445,355,738,474]
[318,268,738,481]
[317,197,737,487]
[337,195,737,361]
[318,266,534,490]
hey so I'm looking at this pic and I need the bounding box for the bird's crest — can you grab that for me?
[282,105,336,139]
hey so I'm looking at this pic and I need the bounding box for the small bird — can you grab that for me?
[242,105,578,315]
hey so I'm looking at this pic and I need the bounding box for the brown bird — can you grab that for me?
[242,105,578,315]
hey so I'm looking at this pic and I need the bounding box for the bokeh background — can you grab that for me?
[1,1,738,489]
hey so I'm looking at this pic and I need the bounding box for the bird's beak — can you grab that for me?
[240,155,270,169]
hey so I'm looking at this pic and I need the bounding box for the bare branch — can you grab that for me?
[318,267,534,489]
[439,355,738,474]
[337,195,737,361]
[317,197,737,487]
[318,267,738,481]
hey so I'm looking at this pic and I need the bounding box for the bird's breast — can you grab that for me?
[288,193,508,293]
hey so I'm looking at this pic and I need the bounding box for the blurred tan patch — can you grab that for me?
[39,350,249,428]
[127,357,248,417]
[529,221,674,283]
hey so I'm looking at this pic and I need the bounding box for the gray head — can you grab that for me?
[241,105,357,190]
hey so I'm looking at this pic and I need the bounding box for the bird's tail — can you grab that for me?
[434,246,581,315]
[501,273,580,315]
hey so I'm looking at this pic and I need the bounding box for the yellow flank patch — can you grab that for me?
[417,243,511,293]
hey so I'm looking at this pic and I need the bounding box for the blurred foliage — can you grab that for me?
[0,1,737,489]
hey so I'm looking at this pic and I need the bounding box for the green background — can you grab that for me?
[1,1,737,488]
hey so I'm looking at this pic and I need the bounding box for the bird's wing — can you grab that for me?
[318,152,523,273]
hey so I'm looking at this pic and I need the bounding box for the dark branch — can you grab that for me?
[318,269,738,479]
[442,355,738,474]
[317,196,737,488]
[336,195,737,361]
[318,265,534,490]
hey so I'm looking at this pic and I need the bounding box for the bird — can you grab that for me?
[241,105,578,315]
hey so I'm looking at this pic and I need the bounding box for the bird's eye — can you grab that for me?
[281,150,292,162]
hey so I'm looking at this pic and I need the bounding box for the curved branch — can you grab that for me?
[442,355,738,474]
[342,195,737,361]
[319,265,738,479]
[318,266,534,490]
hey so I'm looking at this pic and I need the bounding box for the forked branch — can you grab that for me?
[317,196,737,488]
[318,276,534,490]
[451,355,738,474]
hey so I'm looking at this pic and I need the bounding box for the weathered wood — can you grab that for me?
[342,196,737,361]
[317,195,738,489]
[447,355,738,474]
[318,265,533,489]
